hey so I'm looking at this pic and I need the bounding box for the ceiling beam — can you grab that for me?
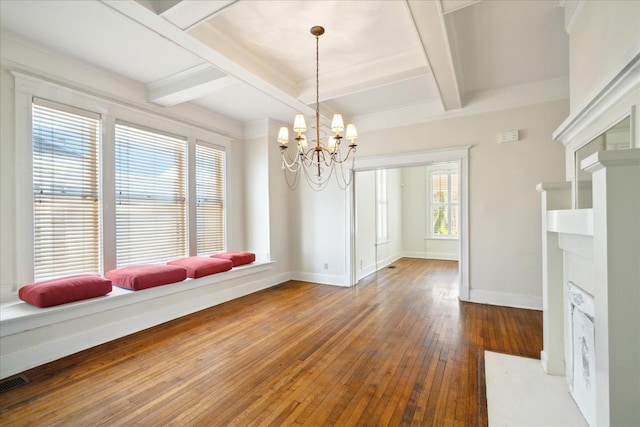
[158,0,239,31]
[101,0,315,116]
[297,49,431,104]
[147,63,239,106]
[407,0,463,111]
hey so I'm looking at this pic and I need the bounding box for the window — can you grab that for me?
[114,123,187,267]
[19,75,231,285]
[32,98,101,280]
[195,142,225,255]
[430,170,458,237]
[376,169,388,243]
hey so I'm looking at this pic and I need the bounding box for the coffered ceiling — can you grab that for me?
[0,0,569,132]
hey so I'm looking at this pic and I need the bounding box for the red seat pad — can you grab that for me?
[167,256,233,278]
[19,275,112,308]
[105,264,187,291]
[211,251,256,267]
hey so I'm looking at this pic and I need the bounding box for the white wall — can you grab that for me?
[355,170,376,280]
[568,0,640,114]
[289,177,350,286]
[348,168,404,282]
[385,168,403,266]
[401,164,459,261]
[293,100,568,308]
[243,133,271,260]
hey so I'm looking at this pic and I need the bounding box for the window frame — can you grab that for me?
[14,72,231,286]
[375,169,388,244]
[428,168,459,239]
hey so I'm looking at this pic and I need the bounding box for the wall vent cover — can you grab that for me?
[0,374,28,393]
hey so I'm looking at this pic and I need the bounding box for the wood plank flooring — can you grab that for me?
[0,258,542,426]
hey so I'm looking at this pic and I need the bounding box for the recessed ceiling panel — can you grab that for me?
[445,0,568,94]
[192,0,422,83]
[329,75,441,117]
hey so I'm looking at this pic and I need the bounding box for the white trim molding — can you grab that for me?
[469,289,542,311]
[553,52,640,145]
[291,272,350,287]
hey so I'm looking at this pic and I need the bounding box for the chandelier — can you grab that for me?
[277,25,358,191]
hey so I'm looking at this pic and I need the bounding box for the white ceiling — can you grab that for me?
[0,0,569,132]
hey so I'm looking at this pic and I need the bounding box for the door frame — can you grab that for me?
[347,145,471,301]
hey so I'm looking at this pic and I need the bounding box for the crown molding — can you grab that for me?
[553,52,640,146]
[353,76,569,133]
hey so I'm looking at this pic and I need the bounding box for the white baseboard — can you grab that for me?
[402,251,459,261]
[355,255,404,281]
[377,254,402,269]
[356,263,377,281]
[469,289,542,310]
[291,272,350,287]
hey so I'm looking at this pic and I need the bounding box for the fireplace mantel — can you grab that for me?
[538,148,640,426]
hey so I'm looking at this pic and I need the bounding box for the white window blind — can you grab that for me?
[32,98,101,280]
[115,122,186,266]
[431,171,459,237]
[195,142,226,255]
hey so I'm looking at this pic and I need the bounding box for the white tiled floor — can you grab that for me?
[485,351,588,427]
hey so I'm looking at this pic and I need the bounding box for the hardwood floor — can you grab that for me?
[0,258,542,426]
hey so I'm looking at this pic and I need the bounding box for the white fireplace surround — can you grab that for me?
[538,146,640,426]
[537,50,639,427]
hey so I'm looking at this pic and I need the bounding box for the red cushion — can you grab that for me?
[19,275,112,308]
[211,251,256,267]
[105,265,187,291]
[167,257,233,278]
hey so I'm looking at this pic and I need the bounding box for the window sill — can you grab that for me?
[0,261,274,337]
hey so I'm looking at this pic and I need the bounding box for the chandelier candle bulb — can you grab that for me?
[345,124,358,144]
[277,127,289,146]
[331,114,345,133]
[328,136,337,152]
[293,113,307,133]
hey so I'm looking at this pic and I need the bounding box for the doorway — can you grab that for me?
[348,146,470,301]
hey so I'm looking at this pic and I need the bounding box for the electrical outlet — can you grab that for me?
[324,263,329,270]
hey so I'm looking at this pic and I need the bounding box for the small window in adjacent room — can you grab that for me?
[430,170,459,238]
[32,98,102,280]
[195,141,226,255]
[376,169,388,243]
[114,122,187,266]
